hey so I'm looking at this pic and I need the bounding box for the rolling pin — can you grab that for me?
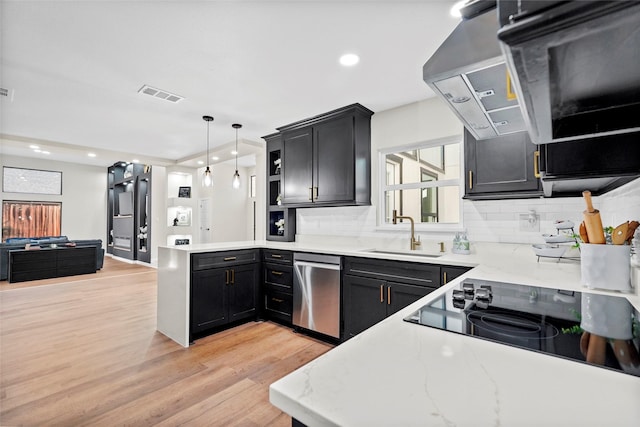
[582,191,605,244]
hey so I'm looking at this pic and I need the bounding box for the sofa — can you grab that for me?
[0,236,105,281]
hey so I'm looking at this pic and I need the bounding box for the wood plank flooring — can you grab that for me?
[0,257,333,426]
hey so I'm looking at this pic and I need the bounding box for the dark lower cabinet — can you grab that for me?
[262,249,294,325]
[190,250,259,340]
[342,257,441,340]
[343,275,433,338]
[191,269,228,333]
[343,275,388,337]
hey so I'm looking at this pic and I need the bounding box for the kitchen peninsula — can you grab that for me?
[157,240,640,426]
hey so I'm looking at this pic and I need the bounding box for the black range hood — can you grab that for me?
[497,1,640,145]
[538,132,640,197]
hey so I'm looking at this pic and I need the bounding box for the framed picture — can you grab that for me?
[175,210,190,226]
[178,186,191,198]
[3,167,62,195]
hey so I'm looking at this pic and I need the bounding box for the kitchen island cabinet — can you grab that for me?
[190,250,259,340]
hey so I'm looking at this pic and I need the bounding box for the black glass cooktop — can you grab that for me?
[404,279,640,377]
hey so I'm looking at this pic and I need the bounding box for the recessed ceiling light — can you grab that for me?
[339,53,360,67]
[212,156,219,161]
[197,160,204,165]
[231,150,238,155]
[450,0,466,17]
[41,151,50,155]
[132,159,139,163]
[88,153,97,158]
[29,144,39,150]
[33,149,42,153]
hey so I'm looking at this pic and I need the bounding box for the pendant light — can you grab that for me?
[202,115,214,187]
[232,123,242,189]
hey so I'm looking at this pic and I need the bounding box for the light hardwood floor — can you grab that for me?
[0,257,333,426]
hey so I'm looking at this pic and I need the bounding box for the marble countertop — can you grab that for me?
[158,239,640,425]
[257,241,640,427]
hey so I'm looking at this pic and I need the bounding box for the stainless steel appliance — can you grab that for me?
[293,253,341,339]
[404,278,640,378]
[422,3,526,140]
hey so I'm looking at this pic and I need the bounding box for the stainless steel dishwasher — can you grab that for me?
[292,253,341,339]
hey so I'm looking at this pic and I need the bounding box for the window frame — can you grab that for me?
[377,135,464,232]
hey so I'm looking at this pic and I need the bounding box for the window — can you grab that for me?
[380,136,461,227]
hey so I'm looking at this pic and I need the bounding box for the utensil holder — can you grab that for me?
[580,243,632,292]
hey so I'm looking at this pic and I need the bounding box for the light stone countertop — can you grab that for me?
[157,240,640,426]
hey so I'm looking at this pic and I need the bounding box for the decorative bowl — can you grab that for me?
[532,244,567,258]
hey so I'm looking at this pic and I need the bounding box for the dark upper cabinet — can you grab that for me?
[464,129,542,199]
[282,128,314,204]
[313,115,355,204]
[274,103,373,208]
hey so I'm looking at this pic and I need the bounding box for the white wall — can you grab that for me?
[0,154,106,242]
[199,162,251,242]
[296,97,640,248]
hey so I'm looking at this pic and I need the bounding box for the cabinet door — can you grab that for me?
[282,127,313,204]
[191,269,228,333]
[314,115,355,203]
[227,263,259,323]
[465,129,541,198]
[387,282,433,316]
[343,275,387,339]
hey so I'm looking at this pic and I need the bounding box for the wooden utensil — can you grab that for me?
[626,220,639,244]
[579,221,589,243]
[582,191,605,244]
[612,221,629,245]
[586,333,607,365]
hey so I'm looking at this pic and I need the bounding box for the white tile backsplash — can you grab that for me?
[296,178,640,246]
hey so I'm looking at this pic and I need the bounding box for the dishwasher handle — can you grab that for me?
[293,260,341,271]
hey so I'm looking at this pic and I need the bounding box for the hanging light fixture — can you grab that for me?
[232,123,242,189]
[202,115,214,187]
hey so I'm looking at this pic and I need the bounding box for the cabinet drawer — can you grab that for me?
[264,263,293,291]
[192,249,258,270]
[344,257,440,288]
[265,290,293,323]
[262,249,293,265]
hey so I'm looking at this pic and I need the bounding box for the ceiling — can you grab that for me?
[0,0,460,169]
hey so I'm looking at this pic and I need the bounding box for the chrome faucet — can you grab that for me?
[392,209,421,250]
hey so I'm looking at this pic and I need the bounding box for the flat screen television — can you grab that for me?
[118,191,134,216]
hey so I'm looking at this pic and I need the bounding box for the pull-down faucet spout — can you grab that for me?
[392,209,421,250]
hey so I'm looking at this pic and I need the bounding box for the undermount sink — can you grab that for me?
[361,249,443,258]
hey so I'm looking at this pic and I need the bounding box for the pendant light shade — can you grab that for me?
[202,115,214,187]
[232,123,242,189]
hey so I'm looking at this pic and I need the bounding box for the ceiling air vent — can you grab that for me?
[138,85,184,103]
[0,88,9,97]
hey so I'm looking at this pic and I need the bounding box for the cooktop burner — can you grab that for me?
[404,279,640,377]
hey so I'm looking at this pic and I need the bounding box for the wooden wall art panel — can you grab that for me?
[2,201,62,241]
